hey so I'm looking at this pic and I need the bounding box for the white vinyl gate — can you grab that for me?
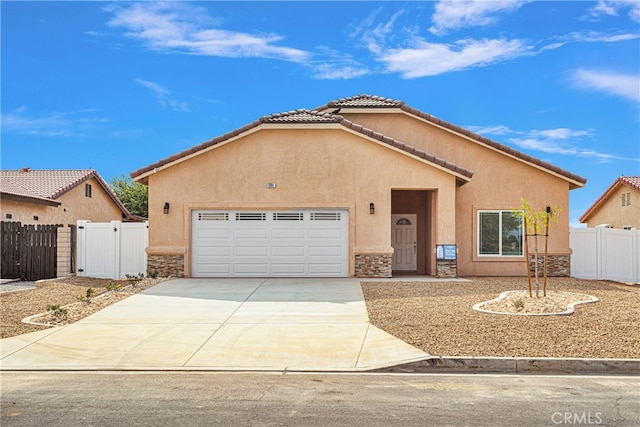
[76,220,148,279]
[191,210,349,277]
[570,227,640,284]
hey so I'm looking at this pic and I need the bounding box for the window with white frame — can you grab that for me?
[478,210,523,256]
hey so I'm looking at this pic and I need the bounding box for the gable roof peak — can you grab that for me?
[0,168,130,218]
[325,94,404,109]
[261,108,342,124]
[619,175,640,191]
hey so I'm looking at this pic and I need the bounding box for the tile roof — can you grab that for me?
[325,94,403,108]
[320,94,587,188]
[579,176,640,223]
[0,169,130,216]
[131,109,473,183]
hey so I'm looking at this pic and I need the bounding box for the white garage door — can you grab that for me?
[192,210,349,277]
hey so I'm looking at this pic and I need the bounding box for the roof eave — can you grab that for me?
[0,192,61,207]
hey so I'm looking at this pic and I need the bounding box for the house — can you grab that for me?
[1,169,132,279]
[130,94,586,279]
[1,168,130,224]
[579,176,640,229]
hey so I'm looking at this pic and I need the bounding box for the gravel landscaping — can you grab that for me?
[1,276,638,359]
[362,277,639,359]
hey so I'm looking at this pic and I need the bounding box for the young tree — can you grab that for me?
[110,174,148,218]
[514,199,562,297]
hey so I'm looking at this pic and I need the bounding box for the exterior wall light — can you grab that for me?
[163,202,170,214]
[370,202,375,214]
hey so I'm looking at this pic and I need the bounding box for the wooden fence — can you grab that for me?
[1,221,60,281]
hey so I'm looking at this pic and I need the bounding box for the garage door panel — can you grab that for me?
[234,246,269,257]
[308,246,343,257]
[197,263,232,275]
[235,229,268,239]
[197,246,232,256]
[198,229,231,239]
[309,228,343,239]
[192,210,348,277]
[271,263,306,274]
[271,229,306,239]
[272,246,306,257]
[309,263,344,274]
[234,263,269,275]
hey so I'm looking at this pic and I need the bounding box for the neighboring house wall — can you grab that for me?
[146,128,459,277]
[1,177,123,225]
[585,186,640,229]
[341,111,574,276]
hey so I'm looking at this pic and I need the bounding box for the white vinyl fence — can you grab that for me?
[76,220,148,279]
[570,227,640,284]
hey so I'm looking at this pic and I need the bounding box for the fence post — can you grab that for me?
[596,226,603,280]
[76,220,89,276]
[633,229,640,284]
[112,221,122,279]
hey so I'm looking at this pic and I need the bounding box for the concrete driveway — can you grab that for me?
[0,278,429,371]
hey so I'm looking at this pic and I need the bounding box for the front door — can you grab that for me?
[391,214,417,271]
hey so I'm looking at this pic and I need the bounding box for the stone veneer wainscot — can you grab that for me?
[355,253,392,278]
[148,254,185,278]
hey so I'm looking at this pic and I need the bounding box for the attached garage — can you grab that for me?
[191,210,349,277]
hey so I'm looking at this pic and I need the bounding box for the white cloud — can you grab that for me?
[469,124,632,163]
[567,30,640,43]
[135,78,190,112]
[106,2,310,63]
[378,37,529,78]
[587,1,640,22]
[429,0,530,35]
[570,69,640,102]
[0,108,110,137]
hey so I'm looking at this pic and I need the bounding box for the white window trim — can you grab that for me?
[477,210,524,257]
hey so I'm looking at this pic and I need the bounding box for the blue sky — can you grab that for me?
[2,1,639,226]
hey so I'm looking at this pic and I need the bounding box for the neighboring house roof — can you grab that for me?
[318,94,587,189]
[579,176,640,223]
[131,109,474,184]
[0,168,130,217]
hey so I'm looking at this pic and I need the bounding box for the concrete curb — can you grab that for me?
[372,356,640,375]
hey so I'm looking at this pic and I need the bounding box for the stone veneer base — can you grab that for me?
[528,254,571,277]
[148,254,185,278]
[355,254,392,278]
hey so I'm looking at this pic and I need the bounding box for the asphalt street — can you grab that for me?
[1,372,638,426]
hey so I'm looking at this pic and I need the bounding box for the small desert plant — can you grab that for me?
[511,296,525,310]
[125,273,144,283]
[149,270,158,279]
[46,304,68,319]
[77,287,96,303]
[106,282,123,292]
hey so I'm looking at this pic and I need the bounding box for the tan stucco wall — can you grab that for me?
[144,127,458,277]
[1,177,124,226]
[585,187,640,229]
[343,112,574,276]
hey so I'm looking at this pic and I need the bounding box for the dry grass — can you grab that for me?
[361,277,640,359]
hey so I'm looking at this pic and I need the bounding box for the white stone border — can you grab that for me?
[473,291,599,316]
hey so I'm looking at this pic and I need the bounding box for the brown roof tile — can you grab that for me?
[319,94,587,187]
[0,169,130,217]
[130,109,473,182]
[580,176,640,223]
